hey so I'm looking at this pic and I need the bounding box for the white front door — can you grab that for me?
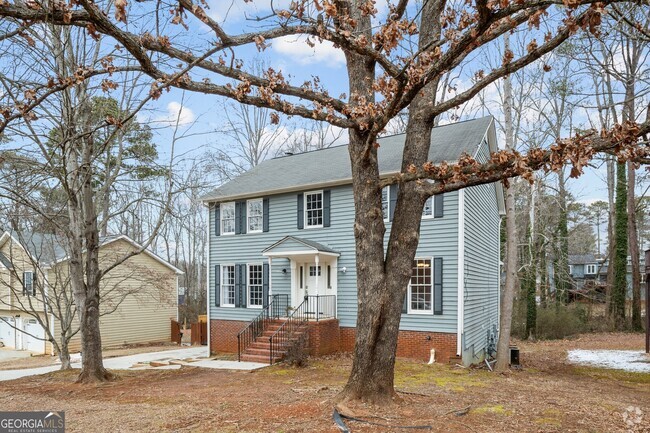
[0,316,16,348]
[23,318,45,353]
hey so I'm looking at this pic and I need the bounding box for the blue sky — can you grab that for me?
[135,1,646,221]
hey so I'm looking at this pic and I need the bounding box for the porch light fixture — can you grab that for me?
[341,267,347,274]
[282,268,287,274]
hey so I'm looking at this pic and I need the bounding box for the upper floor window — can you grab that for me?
[381,186,389,221]
[586,264,597,274]
[221,265,236,306]
[422,197,433,218]
[221,202,235,235]
[247,199,263,233]
[22,271,35,296]
[305,191,323,228]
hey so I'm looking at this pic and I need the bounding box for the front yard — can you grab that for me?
[1,333,648,432]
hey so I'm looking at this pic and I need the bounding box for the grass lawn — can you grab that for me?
[1,332,648,432]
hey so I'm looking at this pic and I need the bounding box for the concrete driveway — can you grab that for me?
[0,347,33,362]
[0,347,267,381]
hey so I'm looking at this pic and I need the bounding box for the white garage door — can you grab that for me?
[0,316,16,349]
[23,319,45,354]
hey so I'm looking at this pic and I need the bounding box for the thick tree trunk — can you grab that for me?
[339,0,441,404]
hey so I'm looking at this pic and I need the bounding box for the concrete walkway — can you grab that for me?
[0,347,267,382]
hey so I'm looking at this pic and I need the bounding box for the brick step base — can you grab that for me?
[240,353,283,363]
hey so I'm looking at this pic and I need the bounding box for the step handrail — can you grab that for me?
[237,294,288,362]
[268,297,312,364]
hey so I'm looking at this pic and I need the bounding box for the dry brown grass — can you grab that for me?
[1,332,648,432]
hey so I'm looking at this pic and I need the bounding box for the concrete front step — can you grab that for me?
[240,353,283,363]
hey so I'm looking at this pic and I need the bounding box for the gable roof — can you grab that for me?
[0,231,184,275]
[262,236,340,257]
[201,116,495,202]
[568,254,598,265]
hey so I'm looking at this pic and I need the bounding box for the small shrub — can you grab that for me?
[284,331,309,367]
[535,304,586,340]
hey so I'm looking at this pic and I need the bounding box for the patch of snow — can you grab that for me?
[567,350,650,373]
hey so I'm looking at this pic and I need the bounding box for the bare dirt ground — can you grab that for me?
[0,342,182,370]
[1,332,648,432]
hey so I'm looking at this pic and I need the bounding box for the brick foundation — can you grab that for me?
[211,319,456,363]
[307,319,340,356]
[210,319,249,353]
[340,327,457,363]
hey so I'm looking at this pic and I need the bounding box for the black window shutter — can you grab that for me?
[402,289,408,314]
[235,202,247,234]
[262,198,270,232]
[434,194,444,218]
[262,263,270,308]
[389,184,398,222]
[214,265,221,307]
[240,201,247,234]
[22,272,27,296]
[234,264,241,307]
[214,204,220,236]
[434,257,443,314]
[32,272,36,296]
[238,264,247,308]
[297,194,304,229]
[323,190,331,227]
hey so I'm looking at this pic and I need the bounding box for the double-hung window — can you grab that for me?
[221,265,236,306]
[381,186,390,221]
[248,264,263,308]
[221,202,235,235]
[23,271,35,296]
[408,259,432,314]
[422,197,433,218]
[305,191,323,228]
[586,264,597,275]
[247,199,263,233]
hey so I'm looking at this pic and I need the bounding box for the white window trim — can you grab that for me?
[247,198,263,234]
[407,257,434,315]
[568,265,574,275]
[382,186,390,222]
[247,263,264,309]
[422,196,434,219]
[586,264,597,274]
[304,190,324,229]
[220,202,236,236]
[221,264,236,307]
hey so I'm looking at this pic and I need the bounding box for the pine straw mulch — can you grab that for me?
[1,332,648,432]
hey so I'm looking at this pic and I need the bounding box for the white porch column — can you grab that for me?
[290,260,297,308]
[314,254,320,296]
[267,257,273,297]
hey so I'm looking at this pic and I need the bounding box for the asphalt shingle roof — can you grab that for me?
[201,116,493,202]
[263,236,339,255]
[568,254,598,265]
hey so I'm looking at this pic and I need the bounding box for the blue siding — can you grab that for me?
[462,142,501,364]
[209,185,460,334]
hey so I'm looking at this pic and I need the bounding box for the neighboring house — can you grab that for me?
[201,117,504,366]
[598,256,647,301]
[0,231,182,355]
[568,254,601,291]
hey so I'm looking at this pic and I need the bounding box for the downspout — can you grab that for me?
[457,189,466,357]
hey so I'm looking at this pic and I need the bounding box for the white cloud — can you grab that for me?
[273,36,346,67]
[155,102,196,127]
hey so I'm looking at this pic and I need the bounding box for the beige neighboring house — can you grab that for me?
[0,231,182,355]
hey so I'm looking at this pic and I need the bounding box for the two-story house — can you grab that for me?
[202,117,504,366]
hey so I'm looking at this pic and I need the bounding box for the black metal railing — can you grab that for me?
[237,294,289,362]
[268,295,337,364]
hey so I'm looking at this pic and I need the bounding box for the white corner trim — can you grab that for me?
[206,206,211,358]
[457,189,466,357]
